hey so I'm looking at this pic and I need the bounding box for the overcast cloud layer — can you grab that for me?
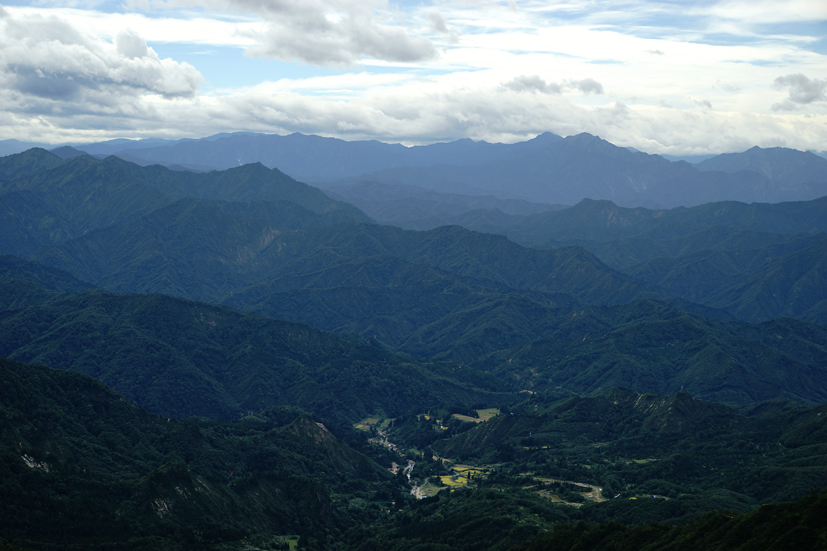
[0,0,825,154]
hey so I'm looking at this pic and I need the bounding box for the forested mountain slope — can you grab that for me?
[0,288,505,422]
[0,357,396,550]
[467,301,827,405]
[0,151,368,257]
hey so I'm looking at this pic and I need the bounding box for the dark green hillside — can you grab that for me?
[395,293,595,364]
[12,154,173,234]
[511,490,827,551]
[0,276,67,310]
[477,196,827,253]
[34,219,657,307]
[23,207,827,407]
[0,254,94,294]
[0,148,65,182]
[431,389,827,504]
[394,226,654,304]
[344,487,576,551]
[0,254,95,310]
[429,196,827,325]
[703,238,827,323]
[0,190,81,257]
[99,156,368,217]
[473,301,827,405]
[29,214,661,360]
[625,235,827,322]
[0,158,174,256]
[30,197,370,301]
[225,253,582,356]
[0,357,393,550]
[30,197,336,300]
[210,196,368,227]
[0,154,370,258]
[0,289,505,422]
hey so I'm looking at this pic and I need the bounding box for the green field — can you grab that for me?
[354,417,393,431]
[452,408,500,423]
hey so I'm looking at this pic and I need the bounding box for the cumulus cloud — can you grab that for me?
[502,75,603,95]
[570,78,603,95]
[133,0,438,66]
[771,74,826,111]
[426,11,460,44]
[115,29,149,59]
[502,75,562,94]
[0,13,202,108]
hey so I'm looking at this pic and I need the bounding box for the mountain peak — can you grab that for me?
[528,132,563,144]
[567,132,599,141]
[50,146,89,160]
[0,147,66,181]
[697,144,827,186]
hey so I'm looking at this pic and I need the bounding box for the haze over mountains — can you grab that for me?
[58,131,827,209]
[1,144,825,403]
[1,133,827,550]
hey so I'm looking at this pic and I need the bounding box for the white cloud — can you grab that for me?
[5,71,826,158]
[0,11,202,114]
[502,75,562,94]
[569,78,603,95]
[115,28,149,59]
[502,75,603,95]
[0,0,825,156]
[771,73,827,111]
[426,11,461,44]
[118,0,438,66]
[703,0,827,25]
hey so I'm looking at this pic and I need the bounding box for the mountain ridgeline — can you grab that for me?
[1,136,827,550]
[0,284,505,422]
[1,147,826,408]
[71,130,827,208]
[0,150,369,258]
[0,356,400,550]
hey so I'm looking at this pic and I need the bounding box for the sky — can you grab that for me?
[0,0,825,154]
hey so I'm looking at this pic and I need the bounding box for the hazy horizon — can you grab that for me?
[0,0,825,155]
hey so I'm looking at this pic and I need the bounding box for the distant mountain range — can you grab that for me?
[75,131,565,184]
[6,131,827,211]
[697,146,827,187]
[46,131,827,209]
